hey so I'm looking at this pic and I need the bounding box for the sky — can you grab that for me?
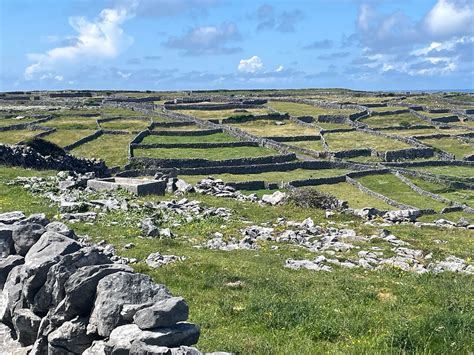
[0,0,473,91]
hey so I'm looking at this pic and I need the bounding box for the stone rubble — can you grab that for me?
[146,252,187,269]
[0,211,225,355]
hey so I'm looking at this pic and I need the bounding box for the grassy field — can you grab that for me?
[43,116,98,130]
[134,146,279,160]
[152,125,203,131]
[360,113,427,128]
[100,118,151,131]
[420,137,473,159]
[356,174,449,211]
[1,167,472,353]
[0,117,40,127]
[44,129,96,147]
[422,112,459,119]
[152,115,177,123]
[408,165,473,179]
[179,108,271,120]
[228,119,318,137]
[317,122,353,130]
[370,106,408,113]
[268,101,357,117]
[180,168,352,184]
[141,133,238,144]
[382,127,469,137]
[324,131,411,152]
[288,140,325,151]
[71,133,133,167]
[0,129,39,144]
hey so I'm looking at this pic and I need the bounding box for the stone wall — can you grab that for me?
[132,141,259,149]
[63,131,104,151]
[370,109,410,116]
[164,103,265,111]
[382,147,435,162]
[333,149,373,159]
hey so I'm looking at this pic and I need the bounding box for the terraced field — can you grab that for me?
[360,113,427,128]
[178,108,271,120]
[141,132,239,144]
[134,146,278,160]
[324,131,411,151]
[227,119,319,136]
[268,101,357,116]
[71,133,133,166]
[0,129,39,144]
[99,118,151,131]
[44,129,96,147]
[420,137,473,159]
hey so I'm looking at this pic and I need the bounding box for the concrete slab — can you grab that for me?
[87,177,165,196]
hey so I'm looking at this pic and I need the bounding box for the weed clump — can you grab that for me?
[288,187,347,210]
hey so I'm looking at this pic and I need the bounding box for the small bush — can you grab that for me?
[21,137,66,157]
[288,187,346,210]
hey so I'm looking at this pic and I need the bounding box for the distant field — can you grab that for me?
[408,165,473,179]
[134,146,279,160]
[228,119,318,137]
[317,122,353,130]
[360,113,427,128]
[179,108,271,120]
[71,133,132,167]
[382,127,469,137]
[151,125,203,131]
[180,168,351,184]
[100,118,151,131]
[43,116,98,130]
[0,129,39,144]
[288,140,325,151]
[324,131,411,152]
[0,117,39,127]
[356,173,449,211]
[420,137,473,159]
[44,129,96,147]
[268,101,357,117]
[141,133,238,144]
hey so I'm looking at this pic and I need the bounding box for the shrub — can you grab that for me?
[21,137,66,157]
[288,187,347,210]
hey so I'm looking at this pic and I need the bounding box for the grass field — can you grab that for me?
[44,129,96,147]
[317,122,353,130]
[288,140,325,151]
[0,129,39,144]
[180,168,352,184]
[141,133,239,144]
[420,137,473,159]
[43,116,98,130]
[152,125,203,131]
[71,133,133,166]
[408,165,473,179]
[179,108,271,120]
[134,146,279,160]
[356,173,449,211]
[268,101,357,117]
[370,106,408,112]
[100,118,151,131]
[360,113,427,128]
[382,127,469,137]
[0,117,40,127]
[324,131,411,152]
[228,119,318,136]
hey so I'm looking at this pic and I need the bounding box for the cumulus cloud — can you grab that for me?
[424,0,474,36]
[256,4,304,33]
[24,4,135,80]
[164,22,241,56]
[238,56,263,73]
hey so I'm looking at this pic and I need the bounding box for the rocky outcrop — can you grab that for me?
[0,212,206,354]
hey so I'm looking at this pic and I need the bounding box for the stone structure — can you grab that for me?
[87,177,166,196]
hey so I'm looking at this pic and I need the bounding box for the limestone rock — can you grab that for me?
[48,317,98,354]
[0,255,24,289]
[141,218,159,237]
[12,308,41,346]
[0,224,16,257]
[134,297,189,330]
[11,223,45,256]
[45,222,76,239]
[261,191,286,206]
[0,212,25,225]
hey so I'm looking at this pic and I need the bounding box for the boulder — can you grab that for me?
[130,343,202,355]
[17,213,49,227]
[0,211,25,224]
[83,340,107,355]
[175,179,194,194]
[47,317,98,354]
[88,272,171,337]
[0,265,28,326]
[45,222,76,239]
[0,224,16,257]
[261,191,286,206]
[0,255,24,289]
[134,297,189,330]
[12,308,41,346]
[11,223,45,256]
[141,218,159,237]
[383,209,421,223]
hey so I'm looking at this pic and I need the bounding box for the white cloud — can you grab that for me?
[237,56,263,73]
[275,65,284,72]
[411,36,474,56]
[25,5,135,80]
[424,0,474,36]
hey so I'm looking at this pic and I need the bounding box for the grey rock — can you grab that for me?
[0,255,24,289]
[261,191,286,206]
[12,308,41,346]
[146,253,185,269]
[0,266,25,326]
[130,343,202,355]
[45,222,76,239]
[134,297,189,330]
[11,223,45,256]
[121,302,154,322]
[48,317,98,354]
[83,340,107,355]
[88,272,171,337]
[0,211,25,224]
[0,224,16,257]
[175,179,194,194]
[18,213,49,227]
[141,218,159,238]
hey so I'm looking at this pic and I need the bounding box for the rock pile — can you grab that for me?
[193,178,258,202]
[0,143,107,176]
[0,211,207,354]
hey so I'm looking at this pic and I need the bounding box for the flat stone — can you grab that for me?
[12,223,45,256]
[0,212,25,225]
[134,297,189,330]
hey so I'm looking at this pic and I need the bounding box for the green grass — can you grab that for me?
[382,127,469,137]
[324,131,411,152]
[43,129,96,147]
[43,116,98,130]
[152,125,203,131]
[423,112,459,119]
[71,133,133,167]
[408,165,473,179]
[361,113,427,128]
[318,122,353,130]
[179,108,271,120]
[288,140,325,151]
[134,146,279,160]
[407,176,474,208]
[0,129,39,144]
[228,119,318,137]
[180,168,352,184]
[100,107,146,117]
[141,133,238,144]
[356,174,449,211]
[0,117,39,127]
[100,119,151,131]
[152,116,177,123]
[420,137,473,159]
[268,101,357,117]
[315,182,394,210]
[370,106,408,112]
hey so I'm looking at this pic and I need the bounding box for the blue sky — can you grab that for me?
[0,0,473,91]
